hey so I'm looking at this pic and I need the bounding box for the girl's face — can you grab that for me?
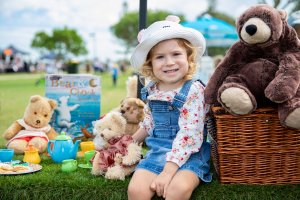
[151,39,189,91]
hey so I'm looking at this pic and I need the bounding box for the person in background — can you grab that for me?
[288,10,300,38]
[127,15,212,200]
[111,64,119,87]
[213,55,224,69]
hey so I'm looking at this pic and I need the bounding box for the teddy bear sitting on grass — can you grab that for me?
[3,95,58,154]
[91,111,142,180]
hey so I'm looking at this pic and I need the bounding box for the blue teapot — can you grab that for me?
[47,132,81,163]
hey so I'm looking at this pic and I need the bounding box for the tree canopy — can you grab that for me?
[110,10,185,55]
[31,27,88,60]
[258,0,297,10]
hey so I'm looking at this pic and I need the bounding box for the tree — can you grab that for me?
[291,1,300,12]
[31,27,88,60]
[202,0,236,26]
[110,10,185,56]
[258,0,297,10]
[199,0,237,56]
[204,0,299,26]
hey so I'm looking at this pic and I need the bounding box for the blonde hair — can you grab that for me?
[140,39,197,82]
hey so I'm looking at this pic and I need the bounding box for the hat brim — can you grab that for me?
[130,27,206,68]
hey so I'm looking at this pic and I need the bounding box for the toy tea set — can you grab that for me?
[48,132,95,172]
[0,132,95,175]
[0,147,42,175]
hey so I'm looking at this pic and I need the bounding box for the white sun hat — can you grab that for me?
[130,15,206,68]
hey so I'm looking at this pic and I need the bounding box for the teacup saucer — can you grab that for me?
[0,160,21,164]
[78,163,92,169]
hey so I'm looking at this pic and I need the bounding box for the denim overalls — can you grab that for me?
[136,79,212,182]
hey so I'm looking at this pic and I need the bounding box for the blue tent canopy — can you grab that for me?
[6,44,29,55]
[40,52,58,60]
[181,15,238,47]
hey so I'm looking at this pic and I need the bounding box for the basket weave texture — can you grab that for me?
[208,106,300,184]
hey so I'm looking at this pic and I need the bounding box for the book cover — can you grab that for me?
[45,74,101,140]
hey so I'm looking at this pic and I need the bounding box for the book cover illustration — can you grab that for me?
[45,74,101,140]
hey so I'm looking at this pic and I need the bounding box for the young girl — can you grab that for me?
[128,15,212,200]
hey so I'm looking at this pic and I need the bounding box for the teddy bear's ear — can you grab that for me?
[135,98,145,108]
[111,112,126,127]
[48,99,57,109]
[30,95,42,103]
[279,9,287,20]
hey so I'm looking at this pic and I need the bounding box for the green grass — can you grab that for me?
[0,71,130,147]
[1,72,300,200]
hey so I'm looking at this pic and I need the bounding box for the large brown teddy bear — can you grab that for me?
[204,4,300,129]
[3,95,58,154]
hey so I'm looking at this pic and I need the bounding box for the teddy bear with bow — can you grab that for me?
[204,4,300,129]
[91,111,142,180]
[3,95,58,154]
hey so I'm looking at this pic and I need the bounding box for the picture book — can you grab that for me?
[45,74,101,140]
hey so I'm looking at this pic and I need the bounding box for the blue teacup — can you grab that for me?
[0,149,14,162]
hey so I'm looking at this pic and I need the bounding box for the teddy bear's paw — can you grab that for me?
[122,144,142,165]
[285,107,300,129]
[7,140,28,154]
[91,168,104,176]
[3,129,14,140]
[29,138,47,153]
[105,165,125,180]
[114,153,123,164]
[265,85,293,103]
[122,155,135,166]
[122,154,141,166]
[220,87,254,115]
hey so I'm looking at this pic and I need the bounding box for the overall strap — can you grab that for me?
[141,79,205,106]
[140,81,156,102]
[198,79,206,87]
[171,80,194,109]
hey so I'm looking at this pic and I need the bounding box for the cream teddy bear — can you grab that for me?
[3,95,58,154]
[91,111,142,180]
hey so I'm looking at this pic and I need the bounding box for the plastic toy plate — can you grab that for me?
[0,162,42,175]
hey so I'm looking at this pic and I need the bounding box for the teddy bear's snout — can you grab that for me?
[245,24,257,36]
[36,120,41,124]
[120,109,125,114]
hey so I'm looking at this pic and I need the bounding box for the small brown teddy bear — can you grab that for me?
[3,95,58,154]
[120,97,145,135]
[126,75,138,98]
[91,111,142,180]
[204,4,300,129]
[126,74,150,99]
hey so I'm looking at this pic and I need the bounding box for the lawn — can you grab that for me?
[0,71,300,200]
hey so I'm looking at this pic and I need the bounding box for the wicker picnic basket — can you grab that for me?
[208,106,300,184]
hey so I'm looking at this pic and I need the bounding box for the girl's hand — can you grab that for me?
[150,171,173,197]
[150,162,179,198]
[132,128,148,143]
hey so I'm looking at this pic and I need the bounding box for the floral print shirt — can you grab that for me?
[140,81,207,167]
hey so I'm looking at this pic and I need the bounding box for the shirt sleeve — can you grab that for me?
[139,103,153,133]
[166,82,206,167]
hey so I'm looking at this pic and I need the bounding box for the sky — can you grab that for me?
[0,0,281,62]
